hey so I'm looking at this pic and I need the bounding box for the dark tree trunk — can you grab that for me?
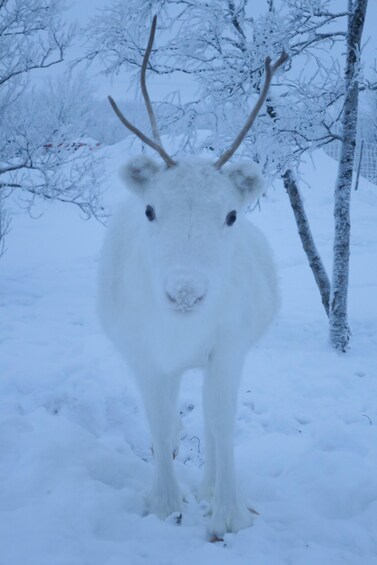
[283,169,331,316]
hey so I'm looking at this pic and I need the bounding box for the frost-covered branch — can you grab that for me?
[80,0,351,172]
[0,0,75,93]
[0,77,106,222]
[0,2,106,254]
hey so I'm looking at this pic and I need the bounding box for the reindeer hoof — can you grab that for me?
[207,502,256,537]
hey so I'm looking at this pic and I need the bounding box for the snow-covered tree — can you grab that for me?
[82,0,370,350]
[0,0,73,97]
[1,75,104,216]
[329,0,368,351]
[0,0,104,253]
[82,0,349,168]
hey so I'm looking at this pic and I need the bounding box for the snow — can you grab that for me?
[1,146,377,564]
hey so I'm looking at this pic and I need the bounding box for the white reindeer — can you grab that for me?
[98,17,286,537]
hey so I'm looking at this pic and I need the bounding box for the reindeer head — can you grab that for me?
[121,155,265,312]
[108,17,287,313]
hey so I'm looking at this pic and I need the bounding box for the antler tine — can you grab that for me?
[108,16,176,168]
[214,51,288,170]
[141,15,162,146]
[108,96,176,168]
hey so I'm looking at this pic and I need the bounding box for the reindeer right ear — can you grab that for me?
[120,156,160,193]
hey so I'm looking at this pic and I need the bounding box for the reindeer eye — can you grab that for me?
[225,210,237,226]
[145,205,156,222]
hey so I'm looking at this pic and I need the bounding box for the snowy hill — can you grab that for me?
[0,146,377,564]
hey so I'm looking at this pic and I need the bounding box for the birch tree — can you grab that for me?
[329,0,368,351]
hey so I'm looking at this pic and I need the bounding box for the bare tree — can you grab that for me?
[0,0,104,254]
[329,0,368,351]
[283,169,331,315]
[1,76,105,218]
[0,0,74,100]
[257,0,369,351]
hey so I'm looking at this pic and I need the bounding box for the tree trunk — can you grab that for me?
[329,0,368,352]
[283,169,331,316]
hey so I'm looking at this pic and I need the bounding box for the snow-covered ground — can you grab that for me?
[1,147,377,564]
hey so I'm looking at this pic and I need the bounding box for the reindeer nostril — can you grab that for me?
[167,290,203,304]
[165,274,206,312]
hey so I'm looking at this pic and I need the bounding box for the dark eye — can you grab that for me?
[225,210,237,226]
[145,205,156,222]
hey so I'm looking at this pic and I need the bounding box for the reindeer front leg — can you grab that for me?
[139,372,182,518]
[202,348,254,536]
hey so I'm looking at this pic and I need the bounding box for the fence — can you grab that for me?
[323,137,377,187]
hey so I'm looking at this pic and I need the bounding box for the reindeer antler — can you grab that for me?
[108,16,176,168]
[140,15,163,146]
[214,51,288,169]
[109,16,287,170]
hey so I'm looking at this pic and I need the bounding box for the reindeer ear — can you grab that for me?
[226,161,265,205]
[120,155,160,193]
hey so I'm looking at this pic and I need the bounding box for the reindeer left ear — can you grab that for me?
[226,161,265,205]
[119,155,160,196]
